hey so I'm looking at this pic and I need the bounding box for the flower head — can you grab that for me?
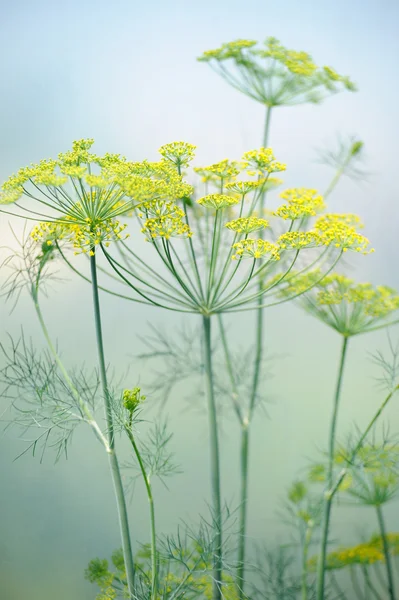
[281,271,399,335]
[194,159,240,181]
[197,194,240,210]
[123,387,146,413]
[232,239,280,260]
[199,37,356,107]
[142,215,192,240]
[225,180,266,195]
[225,217,269,234]
[278,231,325,250]
[314,214,373,253]
[158,141,197,168]
[274,188,325,220]
[242,147,286,176]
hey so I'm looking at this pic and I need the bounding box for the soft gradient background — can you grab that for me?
[1,0,399,598]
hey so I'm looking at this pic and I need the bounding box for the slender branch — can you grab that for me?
[203,315,222,600]
[316,335,349,600]
[89,251,136,597]
[376,504,395,600]
[124,423,158,600]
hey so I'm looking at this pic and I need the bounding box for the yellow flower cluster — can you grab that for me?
[314,214,372,253]
[309,532,399,572]
[31,218,129,256]
[232,239,280,260]
[274,188,325,220]
[138,199,184,219]
[317,543,385,571]
[242,147,286,176]
[225,180,265,195]
[122,387,146,413]
[281,271,399,335]
[257,38,355,89]
[142,216,192,240]
[198,39,257,62]
[197,194,240,210]
[225,217,269,234]
[198,37,356,107]
[278,231,324,250]
[314,274,399,318]
[194,159,240,181]
[158,141,197,168]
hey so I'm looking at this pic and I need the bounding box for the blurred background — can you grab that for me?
[1,0,399,598]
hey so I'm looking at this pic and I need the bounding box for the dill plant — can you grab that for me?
[0,135,372,600]
[0,35,392,600]
[198,36,362,598]
[280,272,399,599]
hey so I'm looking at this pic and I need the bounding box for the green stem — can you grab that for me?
[316,335,349,600]
[376,504,396,600]
[90,251,136,597]
[237,104,272,600]
[301,525,313,600]
[203,315,222,600]
[124,424,157,600]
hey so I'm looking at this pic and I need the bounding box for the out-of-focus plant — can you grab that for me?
[317,135,367,198]
[198,37,355,144]
[308,531,399,600]
[279,272,399,599]
[86,514,240,600]
[338,442,399,600]
[282,481,323,600]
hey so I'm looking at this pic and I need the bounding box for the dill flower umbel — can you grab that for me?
[158,141,197,169]
[309,542,385,571]
[232,239,280,260]
[277,231,325,250]
[197,194,240,210]
[281,271,399,335]
[242,148,286,176]
[225,180,266,195]
[314,214,372,253]
[274,188,325,220]
[225,217,269,234]
[141,216,193,240]
[0,139,197,256]
[198,37,356,107]
[194,159,240,182]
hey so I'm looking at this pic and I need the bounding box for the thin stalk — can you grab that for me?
[376,504,396,600]
[90,251,135,597]
[203,315,222,600]
[316,335,349,600]
[124,424,157,600]
[236,104,272,600]
[301,525,313,600]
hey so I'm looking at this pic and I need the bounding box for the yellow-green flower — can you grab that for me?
[142,215,192,240]
[193,159,240,181]
[281,271,399,336]
[314,213,373,253]
[232,239,280,260]
[197,194,240,210]
[199,37,356,107]
[225,179,266,195]
[225,217,269,234]
[274,188,325,220]
[158,141,196,168]
[278,231,324,250]
[242,147,286,176]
